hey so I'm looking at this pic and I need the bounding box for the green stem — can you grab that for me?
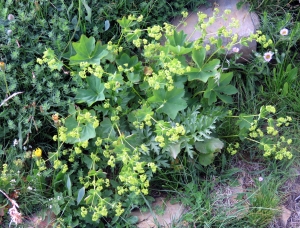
[2,72,9,95]
[60,0,82,58]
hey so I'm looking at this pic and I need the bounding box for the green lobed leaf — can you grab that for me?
[192,48,206,68]
[198,152,215,166]
[204,72,237,105]
[148,88,187,119]
[69,35,108,65]
[219,72,233,86]
[117,16,131,28]
[52,203,61,215]
[166,30,188,46]
[75,75,105,106]
[187,59,220,82]
[237,114,254,130]
[195,137,224,154]
[169,45,193,55]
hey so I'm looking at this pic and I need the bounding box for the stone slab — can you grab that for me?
[171,0,260,61]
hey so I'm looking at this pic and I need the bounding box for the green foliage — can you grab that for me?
[32,11,245,225]
[70,35,108,65]
[75,75,105,106]
[0,0,298,227]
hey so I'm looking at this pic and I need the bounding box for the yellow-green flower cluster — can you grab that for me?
[145,59,186,91]
[163,23,175,36]
[107,155,115,167]
[92,203,108,221]
[115,202,124,216]
[55,111,99,143]
[276,116,292,127]
[143,43,161,59]
[107,41,122,55]
[246,106,293,160]
[1,164,8,182]
[155,135,165,147]
[37,48,63,71]
[226,142,240,155]
[148,162,157,173]
[133,113,153,129]
[104,79,121,91]
[262,138,292,160]
[265,105,276,113]
[250,31,273,48]
[35,157,47,171]
[165,124,186,142]
[147,25,162,40]
[126,14,143,22]
[78,62,104,79]
[229,18,240,28]
[181,11,188,18]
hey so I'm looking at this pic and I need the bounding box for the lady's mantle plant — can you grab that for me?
[34,11,293,226]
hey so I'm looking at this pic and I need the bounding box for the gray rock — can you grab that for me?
[171,0,260,61]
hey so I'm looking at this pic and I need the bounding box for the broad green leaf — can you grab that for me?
[282,82,288,96]
[195,137,224,154]
[148,88,187,119]
[167,30,188,47]
[116,53,138,68]
[128,105,153,122]
[287,66,298,81]
[215,92,233,103]
[52,203,61,215]
[125,31,141,42]
[117,16,131,28]
[64,109,97,144]
[169,45,192,55]
[70,35,108,64]
[82,0,92,23]
[215,85,238,95]
[65,121,96,144]
[237,114,254,130]
[192,48,206,68]
[96,118,116,138]
[198,152,215,166]
[187,59,220,82]
[219,72,233,86]
[77,187,85,205]
[75,75,105,106]
[62,43,76,59]
[204,88,217,105]
[127,72,141,83]
[53,171,65,189]
[204,72,237,105]
[83,154,93,169]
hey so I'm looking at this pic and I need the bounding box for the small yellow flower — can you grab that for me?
[0,62,5,71]
[33,148,42,158]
